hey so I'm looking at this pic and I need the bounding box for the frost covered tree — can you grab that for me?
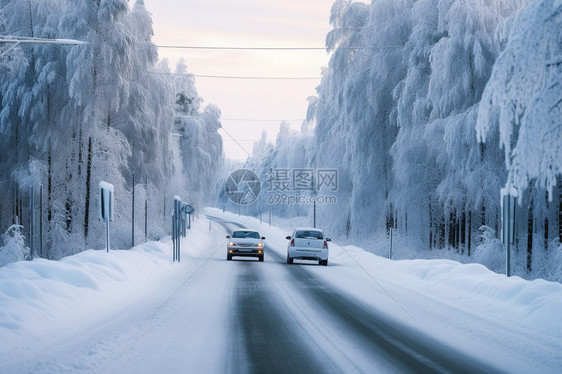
[306,0,409,237]
[0,0,224,262]
[391,0,518,252]
[0,224,30,267]
[238,121,312,220]
[0,0,70,256]
[477,0,561,195]
[52,0,138,254]
[477,0,562,272]
[301,0,521,255]
[172,59,224,209]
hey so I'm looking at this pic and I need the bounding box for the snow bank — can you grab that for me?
[0,239,176,349]
[369,255,562,337]
[0,212,224,353]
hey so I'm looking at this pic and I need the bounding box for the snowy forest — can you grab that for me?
[1,0,561,282]
[0,0,223,263]
[232,0,562,281]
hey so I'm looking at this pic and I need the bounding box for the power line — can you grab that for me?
[0,36,87,45]
[156,45,327,51]
[152,72,319,80]
[221,118,306,122]
[221,136,311,142]
[190,73,319,80]
[222,139,264,142]
[155,44,402,51]
[0,36,87,57]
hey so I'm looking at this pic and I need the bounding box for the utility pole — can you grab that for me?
[313,201,316,228]
[39,184,43,257]
[29,186,34,259]
[389,227,393,259]
[132,172,135,248]
[144,173,148,242]
[312,173,316,228]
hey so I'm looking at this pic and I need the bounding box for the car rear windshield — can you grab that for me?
[295,230,323,239]
[232,231,260,239]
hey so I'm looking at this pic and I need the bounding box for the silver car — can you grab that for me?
[226,230,265,262]
[286,228,330,266]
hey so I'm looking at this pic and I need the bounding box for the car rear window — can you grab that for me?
[295,231,323,239]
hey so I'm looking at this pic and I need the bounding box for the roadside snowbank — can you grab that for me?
[0,214,220,353]
[0,241,175,347]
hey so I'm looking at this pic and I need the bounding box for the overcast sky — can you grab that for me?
[143,0,340,161]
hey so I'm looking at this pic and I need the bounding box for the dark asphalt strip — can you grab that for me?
[268,250,504,374]
[208,216,330,373]
[231,264,328,374]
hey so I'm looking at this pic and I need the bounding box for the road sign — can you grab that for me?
[99,182,114,222]
[99,181,114,253]
[183,204,194,215]
[501,186,517,276]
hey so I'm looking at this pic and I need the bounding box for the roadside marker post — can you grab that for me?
[389,227,393,259]
[173,196,181,262]
[501,186,518,277]
[172,199,195,262]
[99,182,114,253]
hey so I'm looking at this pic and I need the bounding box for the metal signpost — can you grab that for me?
[389,227,393,259]
[183,204,194,232]
[29,186,34,259]
[132,172,135,248]
[172,196,181,262]
[99,182,114,253]
[180,202,186,238]
[501,186,517,277]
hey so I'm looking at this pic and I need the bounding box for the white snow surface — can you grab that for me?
[1,208,561,373]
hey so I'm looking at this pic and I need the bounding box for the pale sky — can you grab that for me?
[143,0,339,161]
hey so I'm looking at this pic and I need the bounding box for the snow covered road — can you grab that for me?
[1,209,561,373]
[209,216,500,374]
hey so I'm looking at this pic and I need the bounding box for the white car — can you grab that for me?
[226,230,265,262]
[286,228,330,266]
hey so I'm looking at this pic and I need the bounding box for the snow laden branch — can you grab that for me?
[477,0,562,196]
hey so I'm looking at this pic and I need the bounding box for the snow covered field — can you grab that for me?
[1,208,561,373]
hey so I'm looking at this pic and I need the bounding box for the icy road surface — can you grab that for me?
[1,209,561,373]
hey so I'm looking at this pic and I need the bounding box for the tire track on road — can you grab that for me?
[232,264,329,374]
[266,248,503,374]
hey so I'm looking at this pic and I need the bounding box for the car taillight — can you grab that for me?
[323,240,328,249]
[290,238,295,247]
